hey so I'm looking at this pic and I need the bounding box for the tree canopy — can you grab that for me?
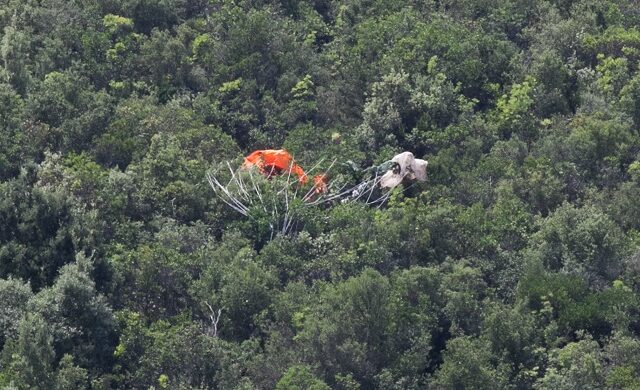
[2,0,640,388]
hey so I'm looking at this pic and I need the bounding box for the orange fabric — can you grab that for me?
[242,149,308,184]
[313,174,328,194]
[290,164,308,184]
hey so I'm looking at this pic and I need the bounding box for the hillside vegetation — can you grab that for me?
[2,0,640,388]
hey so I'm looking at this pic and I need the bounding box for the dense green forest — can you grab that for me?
[2,0,640,388]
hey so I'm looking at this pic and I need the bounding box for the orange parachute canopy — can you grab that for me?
[242,149,309,184]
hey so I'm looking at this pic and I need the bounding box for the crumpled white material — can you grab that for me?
[379,152,428,188]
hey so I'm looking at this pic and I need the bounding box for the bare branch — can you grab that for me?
[204,301,222,337]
